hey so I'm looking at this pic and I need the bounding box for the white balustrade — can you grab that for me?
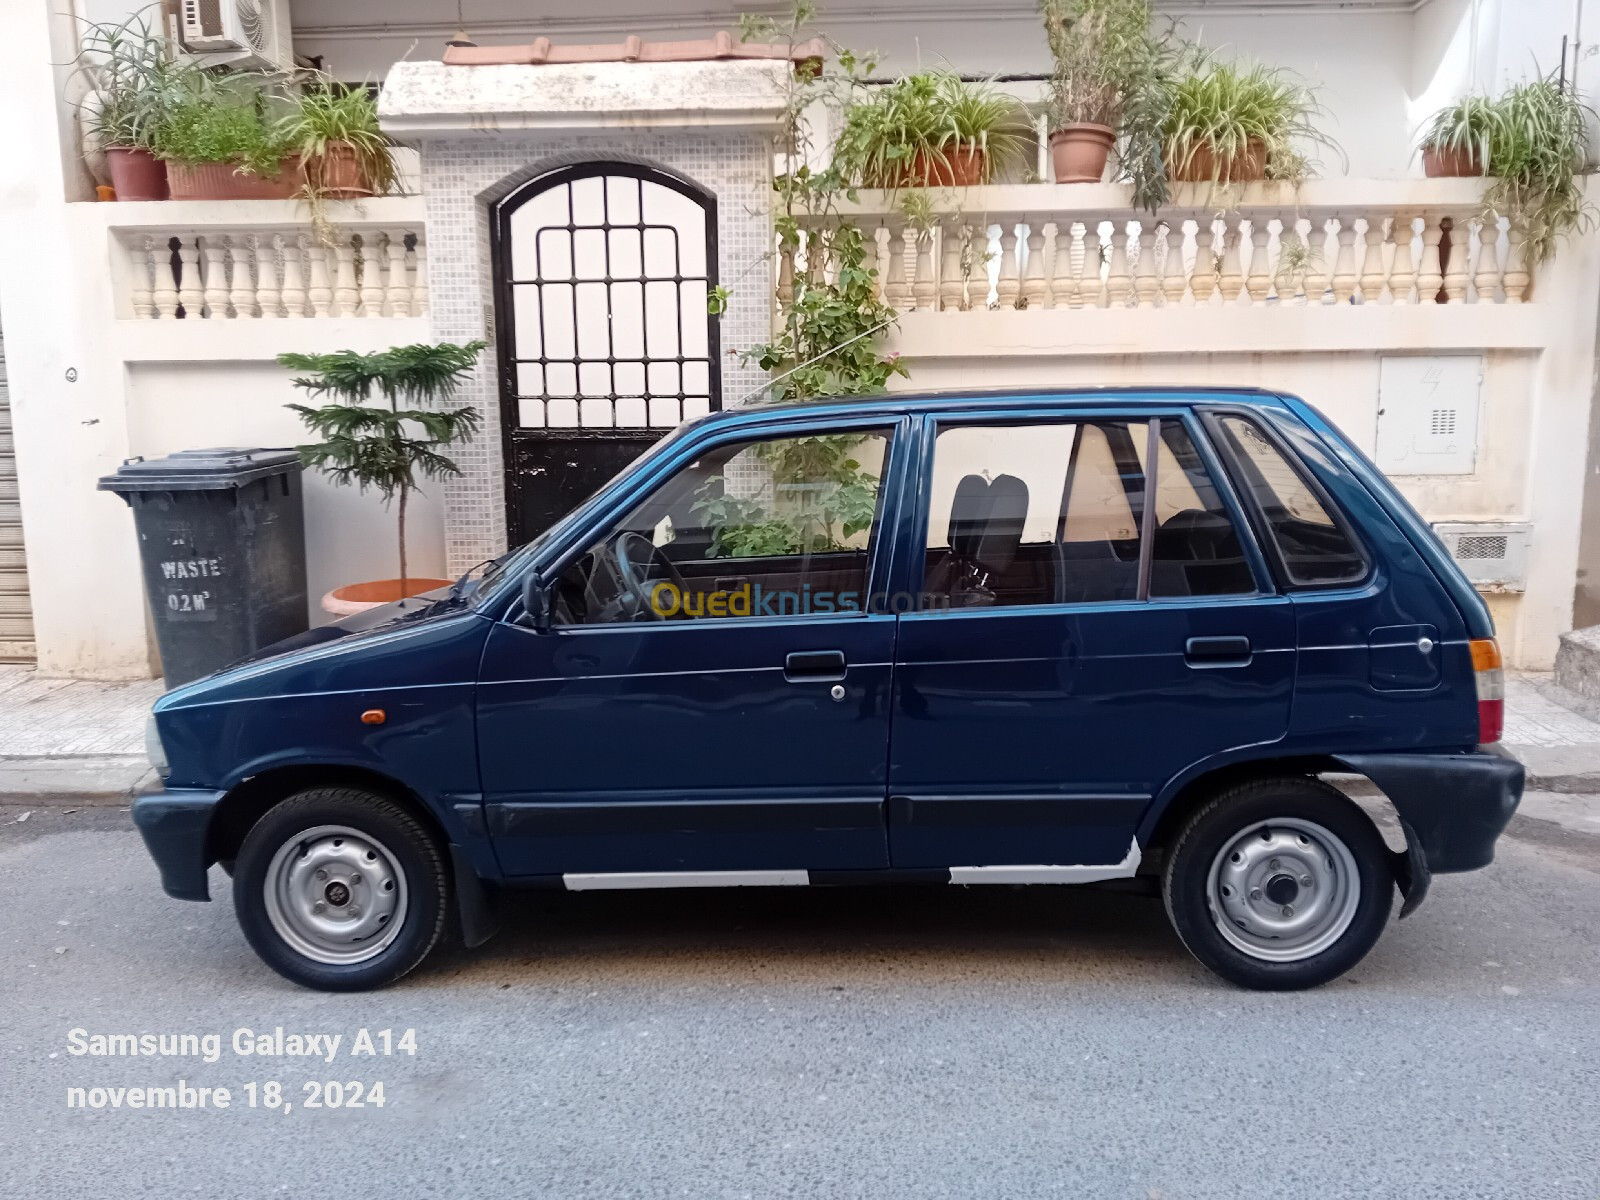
[115,225,428,320]
[796,182,1540,321]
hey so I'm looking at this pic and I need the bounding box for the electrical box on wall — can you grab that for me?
[1432,522,1532,592]
[1374,355,1483,475]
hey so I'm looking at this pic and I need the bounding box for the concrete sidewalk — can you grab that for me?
[0,666,162,805]
[0,665,1599,805]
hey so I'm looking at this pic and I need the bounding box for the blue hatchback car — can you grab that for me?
[134,388,1523,992]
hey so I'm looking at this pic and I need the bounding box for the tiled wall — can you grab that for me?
[419,131,773,572]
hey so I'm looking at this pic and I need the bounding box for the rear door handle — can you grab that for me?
[784,649,847,681]
[1185,635,1252,668]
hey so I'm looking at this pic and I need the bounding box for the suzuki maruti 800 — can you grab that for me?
[133,389,1523,991]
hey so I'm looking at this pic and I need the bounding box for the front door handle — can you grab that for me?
[1185,635,1252,668]
[784,649,847,681]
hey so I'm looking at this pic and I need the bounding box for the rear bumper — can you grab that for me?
[1335,747,1524,874]
[131,783,225,901]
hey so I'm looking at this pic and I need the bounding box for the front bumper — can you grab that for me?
[1336,747,1524,874]
[131,783,225,901]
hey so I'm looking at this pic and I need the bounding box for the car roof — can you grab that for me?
[702,386,1291,429]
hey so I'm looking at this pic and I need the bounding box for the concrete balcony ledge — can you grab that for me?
[77,195,425,232]
[829,177,1505,219]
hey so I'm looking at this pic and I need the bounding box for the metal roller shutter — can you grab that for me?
[0,323,36,659]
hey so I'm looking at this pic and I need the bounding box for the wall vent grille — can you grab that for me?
[1432,523,1532,591]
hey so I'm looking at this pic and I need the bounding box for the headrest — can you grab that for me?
[948,474,992,559]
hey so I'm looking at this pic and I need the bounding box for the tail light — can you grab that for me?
[1470,638,1504,744]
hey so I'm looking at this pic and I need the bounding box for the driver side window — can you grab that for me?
[551,429,893,625]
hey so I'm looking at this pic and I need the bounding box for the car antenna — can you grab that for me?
[728,317,895,408]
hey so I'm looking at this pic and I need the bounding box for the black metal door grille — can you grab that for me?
[491,162,720,544]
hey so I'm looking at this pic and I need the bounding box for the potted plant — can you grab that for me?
[1163,58,1339,185]
[833,73,949,188]
[279,341,486,615]
[1418,94,1497,177]
[938,74,1034,186]
[277,78,398,200]
[1481,75,1595,266]
[71,14,185,201]
[154,75,302,200]
[1039,0,1172,185]
[833,70,1029,188]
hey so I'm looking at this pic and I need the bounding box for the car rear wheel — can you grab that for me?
[233,787,448,992]
[1162,777,1394,991]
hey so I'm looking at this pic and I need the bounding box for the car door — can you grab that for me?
[1206,406,1478,750]
[477,419,906,880]
[886,407,1296,874]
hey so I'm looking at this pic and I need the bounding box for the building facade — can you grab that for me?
[2,0,1599,677]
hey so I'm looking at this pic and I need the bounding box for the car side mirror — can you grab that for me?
[521,574,551,632]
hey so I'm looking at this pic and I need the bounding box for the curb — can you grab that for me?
[0,756,154,808]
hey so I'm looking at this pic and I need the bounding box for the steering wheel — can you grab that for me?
[609,531,688,621]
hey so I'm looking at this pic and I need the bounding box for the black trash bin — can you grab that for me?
[99,449,309,687]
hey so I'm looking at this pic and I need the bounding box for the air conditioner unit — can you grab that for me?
[179,0,294,72]
[1432,522,1533,593]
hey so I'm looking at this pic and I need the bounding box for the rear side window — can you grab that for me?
[1216,415,1366,586]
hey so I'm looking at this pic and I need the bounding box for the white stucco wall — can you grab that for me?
[8,0,1600,676]
[299,1,1589,184]
[123,360,448,609]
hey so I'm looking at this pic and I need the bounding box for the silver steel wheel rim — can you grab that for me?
[263,825,408,966]
[1205,817,1361,963]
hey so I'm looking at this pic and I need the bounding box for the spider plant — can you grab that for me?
[1163,57,1343,186]
[277,79,398,194]
[1418,94,1502,174]
[1482,75,1595,266]
[942,75,1034,180]
[833,70,1030,188]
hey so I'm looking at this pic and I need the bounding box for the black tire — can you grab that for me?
[1162,777,1394,991]
[233,787,449,992]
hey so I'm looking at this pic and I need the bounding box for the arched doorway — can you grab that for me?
[490,161,721,545]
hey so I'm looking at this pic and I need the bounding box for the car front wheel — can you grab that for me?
[1162,777,1394,991]
[233,787,448,992]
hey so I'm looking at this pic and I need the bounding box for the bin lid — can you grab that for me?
[98,448,304,493]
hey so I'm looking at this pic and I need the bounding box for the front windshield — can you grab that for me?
[471,423,697,608]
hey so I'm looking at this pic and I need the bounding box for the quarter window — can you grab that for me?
[551,429,892,624]
[1216,415,1366,586]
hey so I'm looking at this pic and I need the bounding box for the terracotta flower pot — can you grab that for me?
[167,155,305,200]
[305,141,374,199]
[321,577,454,618]
[884,145,989,189]
[105,147,168,201]
[1169,137,1268,184]
[1422,144,1485,178]
[934,144,988,187]
[1048,124,1115,183]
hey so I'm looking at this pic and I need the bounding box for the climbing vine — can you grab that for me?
[697,3,907,556]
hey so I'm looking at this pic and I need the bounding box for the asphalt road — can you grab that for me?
[2,803,1598,1200]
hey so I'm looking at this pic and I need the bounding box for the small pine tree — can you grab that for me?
[279,341,486,601]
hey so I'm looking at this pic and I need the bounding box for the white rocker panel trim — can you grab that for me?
[947,840,1142,885]
[562,869,810,890]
